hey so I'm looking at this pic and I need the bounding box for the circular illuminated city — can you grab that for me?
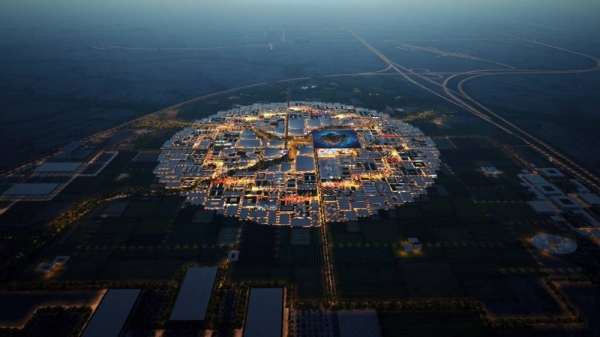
[154,102,441,226]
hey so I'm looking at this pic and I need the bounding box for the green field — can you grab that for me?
[58,245,228,281]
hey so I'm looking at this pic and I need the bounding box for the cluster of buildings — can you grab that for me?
[154,102,441,227]
[0,141,115,209]
[523,168,600,227]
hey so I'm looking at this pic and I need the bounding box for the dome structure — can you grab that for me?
[531,233,577,255]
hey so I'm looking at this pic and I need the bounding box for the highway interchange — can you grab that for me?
[349,29,600,191]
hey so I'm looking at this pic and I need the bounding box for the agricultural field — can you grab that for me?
[230,266,324,300]
[0,291,102,328]
[228,224,325,299]
[378,311,490,337]
[561,284,600,333]
[68,195,183,248]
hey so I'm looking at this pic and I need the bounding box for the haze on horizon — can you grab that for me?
[2,0,600,30]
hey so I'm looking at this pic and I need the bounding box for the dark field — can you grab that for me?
[0,291,101,327]
[561,284,600,333]
[378,311,489,337]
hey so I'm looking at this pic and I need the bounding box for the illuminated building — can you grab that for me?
[154,102,441,226]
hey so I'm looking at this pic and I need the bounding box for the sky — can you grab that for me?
[1,0,599,29]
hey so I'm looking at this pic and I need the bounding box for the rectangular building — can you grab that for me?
[527,201,556,215]
[3,183,60,196]
[81,289,140,337]
[34,162,83,172]
[243,288,284,337]
[170,267,218,321]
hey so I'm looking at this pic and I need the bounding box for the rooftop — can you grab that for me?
[170,267,218,321]
[244,288,284,337]
[531,234,577,255]
[81,289,140,337]
[3,183,60,196]
[34,162,83,173]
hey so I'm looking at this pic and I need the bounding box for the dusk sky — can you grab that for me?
[2,0,600,26]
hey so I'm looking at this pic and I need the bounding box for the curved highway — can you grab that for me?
[349,29,600,190]
[0,66,394,177]
[444,37,600,189]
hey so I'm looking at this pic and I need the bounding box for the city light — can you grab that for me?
[154,101,441,226]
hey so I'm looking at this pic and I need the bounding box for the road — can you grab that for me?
[313,150,338,305]
[81,67,395,143]
[349,29,600,190]
[0,65,396,178]
[442,36,600,189]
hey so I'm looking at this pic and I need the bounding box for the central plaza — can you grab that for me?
[154,102,441,226]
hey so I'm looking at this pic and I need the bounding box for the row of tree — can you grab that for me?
[0,306,91,337]
[0,188,170,282]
